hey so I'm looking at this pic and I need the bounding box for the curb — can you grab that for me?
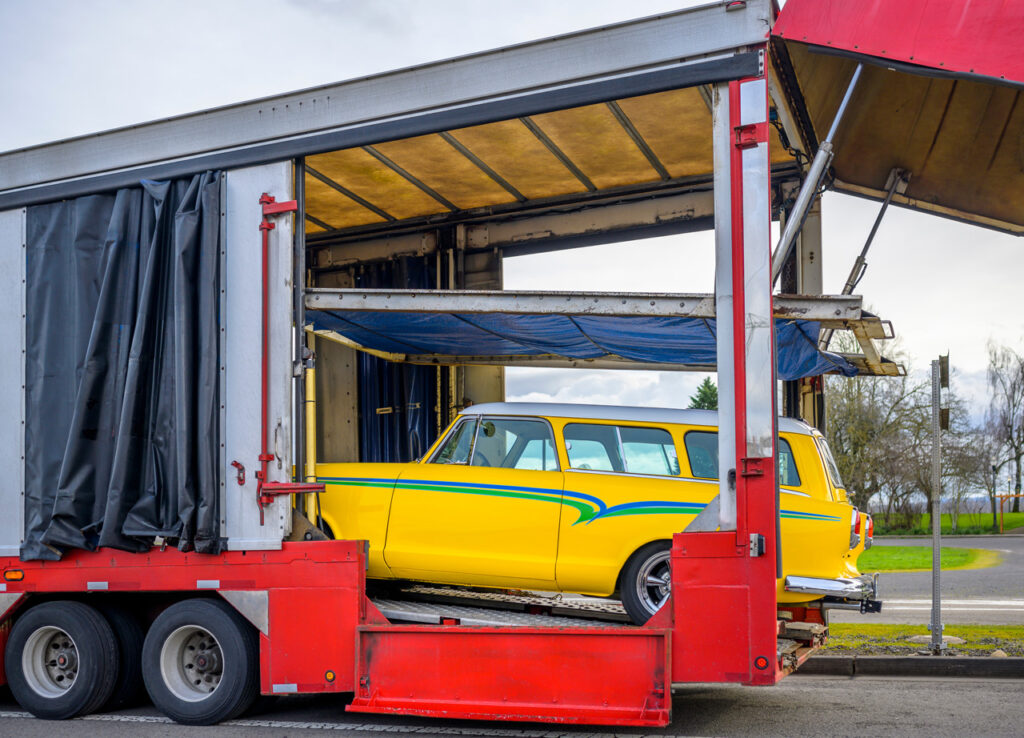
[874,534,1024,539]
[795,655,1024,678]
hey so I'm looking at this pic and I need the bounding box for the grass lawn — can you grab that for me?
[857,545,1000,572]
[824,623,1024,657]
[877,511,1024,535]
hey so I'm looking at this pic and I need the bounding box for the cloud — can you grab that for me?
[507,367,710,409]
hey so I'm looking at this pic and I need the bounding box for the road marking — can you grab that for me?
[0,710,701,737]
[883,607,1024,612]
[883,599,1024,606]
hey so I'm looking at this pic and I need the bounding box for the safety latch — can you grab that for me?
[258,481,326,522]
[740,457,766,477]
[734,122,768,150]
[259,481,324,501]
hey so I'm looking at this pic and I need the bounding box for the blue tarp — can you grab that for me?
[310,311,858,380]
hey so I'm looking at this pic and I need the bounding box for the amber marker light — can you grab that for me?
[3,569,25,581]
[325,670,336,683]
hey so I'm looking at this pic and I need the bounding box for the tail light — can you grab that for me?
[865,515,874,549]
[849,507,861,549]
[854,511,862,535]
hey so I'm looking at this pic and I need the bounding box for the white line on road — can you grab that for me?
[883,599,1024,606]
[883,607,1024,612]
[0,710,702,737]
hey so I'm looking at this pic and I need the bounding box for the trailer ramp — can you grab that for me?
[371,584,630,626]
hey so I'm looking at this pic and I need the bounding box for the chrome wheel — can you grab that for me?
[160,626,223,702]
[635,549,672,616]
[22,626,79,698]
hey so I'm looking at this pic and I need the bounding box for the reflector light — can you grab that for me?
[3,569,24,581]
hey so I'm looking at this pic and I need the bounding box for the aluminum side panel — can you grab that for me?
[224,163,294,549]
[0,209,25,556]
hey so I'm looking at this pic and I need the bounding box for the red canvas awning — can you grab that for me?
[771,0,1024,234]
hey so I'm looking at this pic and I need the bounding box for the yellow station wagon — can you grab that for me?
[317,402,876,624]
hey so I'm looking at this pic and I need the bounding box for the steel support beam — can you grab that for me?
[671,68,780,689]
[1,0,773,198]
[305,288,863,322]
[770,63,864,285]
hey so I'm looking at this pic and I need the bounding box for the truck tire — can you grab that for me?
[99,604,146,711]
[142,598,258,725]
[5,600,119,719]
[620,541,673,625]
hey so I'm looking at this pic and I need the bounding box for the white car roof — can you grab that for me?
[459,402,815,435]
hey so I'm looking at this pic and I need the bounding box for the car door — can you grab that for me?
[555,421,713,596]
[383,415,564,589]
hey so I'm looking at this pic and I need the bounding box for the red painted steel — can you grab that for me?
[0,541,366,693]
[349,625,671,726]
[670,71,781,686]
[264,587,359,694]
[773,0,1024,86]
[256,193,323,524]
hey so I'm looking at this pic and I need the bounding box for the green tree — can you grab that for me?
[688,377,718,410]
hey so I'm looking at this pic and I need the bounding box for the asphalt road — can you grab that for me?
[1,677,1022,737]
[831,535,1024,625]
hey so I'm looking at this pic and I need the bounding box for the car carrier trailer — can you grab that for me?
[0,0,1021,727]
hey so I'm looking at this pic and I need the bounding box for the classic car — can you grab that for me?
[316,402,876,624]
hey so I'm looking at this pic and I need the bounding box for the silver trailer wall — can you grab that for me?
[0,208,26,557]
[0,163,295,560]
[222,162,295,549]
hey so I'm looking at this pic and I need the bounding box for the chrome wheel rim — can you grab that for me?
[635,550,672,616]
[160,625,223,702]
[22,626,79,698]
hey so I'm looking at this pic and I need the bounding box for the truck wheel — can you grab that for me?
[5,600,119,719]
[99,604,146,711]
[620,541,673,625]
[142,598,258,725]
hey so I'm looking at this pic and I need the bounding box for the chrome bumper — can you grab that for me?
[785,573,878,600]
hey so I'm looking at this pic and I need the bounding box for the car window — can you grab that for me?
[815,436,845,490]
[470,418,559,470]
[683,431,718,479]
[564,424,622,472]
[683,430,800,486]
[620,426,679,475]
[777,439,801,486]
[515,437,559,471]
[430,418,477,464]
[564,423,679,476]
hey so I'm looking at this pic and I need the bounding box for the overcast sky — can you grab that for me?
[2,0,1020,420]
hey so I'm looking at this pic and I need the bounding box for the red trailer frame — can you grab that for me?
[0,0,897,726]
[0,63,798,728]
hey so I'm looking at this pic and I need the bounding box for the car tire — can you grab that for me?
[620,541,673,625]
[99,604,147,711]
[142,598,259,725]
[5,600,119,719]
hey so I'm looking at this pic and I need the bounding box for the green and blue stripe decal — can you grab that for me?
[319,477,841,526]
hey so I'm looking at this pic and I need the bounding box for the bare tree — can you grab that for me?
[987,343,1024,512]
[825,333,928,517]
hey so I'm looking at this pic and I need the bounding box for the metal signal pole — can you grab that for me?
[930,355,949,654]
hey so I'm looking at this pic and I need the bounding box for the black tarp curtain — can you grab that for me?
[23,172,221,561]
[354,257,438,463]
